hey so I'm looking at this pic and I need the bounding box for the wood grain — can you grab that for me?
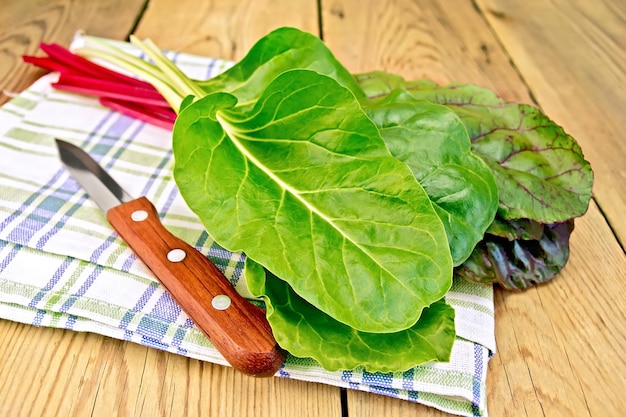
[1,0,625,416]
[0,320,340,417]
[488,200,626,417]
[475,0,626,247]
[0,0,146,106]
[321,0,532,103]
[322,1,626,416]
[133,0,319,59]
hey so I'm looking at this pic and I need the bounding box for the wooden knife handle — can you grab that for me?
[106,197,285,377]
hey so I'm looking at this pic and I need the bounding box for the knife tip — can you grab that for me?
[54,137,70,148]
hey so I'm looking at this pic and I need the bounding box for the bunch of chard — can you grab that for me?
[23,28,592,372]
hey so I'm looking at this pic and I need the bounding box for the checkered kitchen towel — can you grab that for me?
[0,37,495,417]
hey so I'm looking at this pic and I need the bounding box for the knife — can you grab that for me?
[55,138,285,377]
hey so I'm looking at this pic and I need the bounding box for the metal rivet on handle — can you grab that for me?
[167,248,186,262]
[212,294,232,310]
[131,210,149,222]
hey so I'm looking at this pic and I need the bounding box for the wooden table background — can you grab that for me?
[1,1,624,416]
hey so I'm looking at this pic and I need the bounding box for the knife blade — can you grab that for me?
[55,138,285,377]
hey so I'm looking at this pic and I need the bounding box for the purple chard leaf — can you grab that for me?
[454,220,574,290]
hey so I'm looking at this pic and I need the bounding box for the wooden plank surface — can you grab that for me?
[321,0,532,103]
[487,200,625,417]
[133,0,319,57]
[0,0,147,106]
[0,320,340,417]
[475,0,626,247]
[321,1,626,416]
[1,1,625,416]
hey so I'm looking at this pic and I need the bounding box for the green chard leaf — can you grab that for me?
[197,27,366,107]
[245,258,456,372]
[355,71,593,224]
[361,90,499,266]
[455,220,574,290]
[173,69,453,333]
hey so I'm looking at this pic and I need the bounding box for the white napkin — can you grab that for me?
[0,39,495,417]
